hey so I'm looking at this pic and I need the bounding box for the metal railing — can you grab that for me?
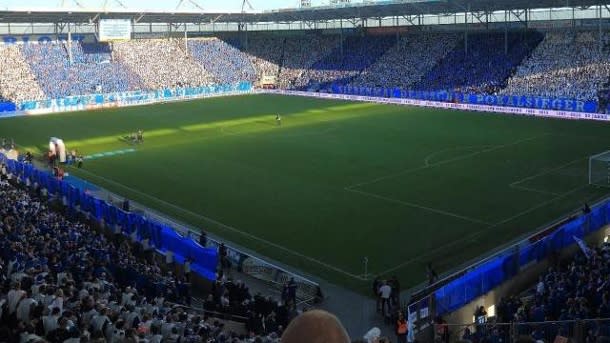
[437,318,610,343]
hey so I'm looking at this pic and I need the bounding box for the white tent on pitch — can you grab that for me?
[49,137,67,163]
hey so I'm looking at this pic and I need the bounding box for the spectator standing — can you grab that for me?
[373,277,382,313]
[396,311,408,343]
[427,263,438,285]
[379,281,392,320]
[287,277,297,307]
[390,275,401,307]
[199,231,207,247]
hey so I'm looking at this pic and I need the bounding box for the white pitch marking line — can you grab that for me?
[345,188,493,226]
[423,145,496,167]
[73,167,367,281]
[346,134,550,190]
[509,184,562,196]
[509,157,585,187]
[375,183,590,276]
[491,184,589,228]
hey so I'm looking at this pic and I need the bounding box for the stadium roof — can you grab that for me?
[0,0,607,24]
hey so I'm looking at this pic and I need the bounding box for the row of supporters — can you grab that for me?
[1,156,219,281]
[330,84,600,113]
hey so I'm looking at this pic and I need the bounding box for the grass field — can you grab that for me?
[2,94,610,293]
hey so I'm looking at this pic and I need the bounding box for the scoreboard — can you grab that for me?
[98,19,132,42]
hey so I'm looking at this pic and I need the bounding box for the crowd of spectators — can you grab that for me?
[500,31,610,101]
[298,35,395,90]
[351,33,459,90]
[238,37,284,83]
[0,160,299,342]
[0,45,46,103]
[113,39,217,90]
[276,35,338,90]
[458,242,610,343]
[6,30,610,109]
[22,41,145,99]
[414,31,544,94]
[188,38,257,85]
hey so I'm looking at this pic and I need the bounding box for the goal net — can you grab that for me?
[589,151,610,187]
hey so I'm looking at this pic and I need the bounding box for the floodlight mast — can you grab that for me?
[241,0,253,13]
[59,0,85,8]
[102,0,128,11]
[238,0,254,49]
[175,0,205,11]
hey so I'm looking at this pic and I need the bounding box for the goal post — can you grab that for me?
[589,151,610,187]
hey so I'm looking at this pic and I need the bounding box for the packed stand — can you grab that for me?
[459,242,610,343]
[0,162,298,342]
[298,35,395,90]
[351,33,459,90]
[0,45,46,104]
[238,37,284,82]
[500,31,610,101]
[188,38,257,85]
[276,35,339,89]
[415,31,544,94]
[113,39,217,90]
[22,41,144,99]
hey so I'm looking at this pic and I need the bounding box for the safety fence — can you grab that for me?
[404,198,610,340]
[433,203,607,316]
[0,154,219,279]
[100,190,322,304]
[432,318,610,342]
[0,153,322,303]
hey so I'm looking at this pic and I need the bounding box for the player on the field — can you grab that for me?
[137,129,143,143]
[276,114,282,126]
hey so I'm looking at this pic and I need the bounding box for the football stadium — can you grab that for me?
[1,0,610,341]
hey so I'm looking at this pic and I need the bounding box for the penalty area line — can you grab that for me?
[345,134,550,190]
[345,187,493,226]
[509,157,586,188]
[72,167,368,281]
[375,183,590,277]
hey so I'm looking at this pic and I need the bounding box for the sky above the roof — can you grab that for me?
[0,0,342,12]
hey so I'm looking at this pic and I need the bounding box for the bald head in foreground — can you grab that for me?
[281,310,351,343]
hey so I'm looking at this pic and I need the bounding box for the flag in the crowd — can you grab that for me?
[573,236,591,259]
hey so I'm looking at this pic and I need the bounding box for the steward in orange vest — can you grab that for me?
[396,312,408,343]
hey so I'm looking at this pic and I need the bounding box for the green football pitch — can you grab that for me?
[2,94,610,293]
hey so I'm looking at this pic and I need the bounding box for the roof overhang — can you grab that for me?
[0,0,607,24]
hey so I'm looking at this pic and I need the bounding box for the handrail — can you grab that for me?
[100,189,320,289]
[67,171,322,304]
[445,318,610,326]
[163,300,249,322]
